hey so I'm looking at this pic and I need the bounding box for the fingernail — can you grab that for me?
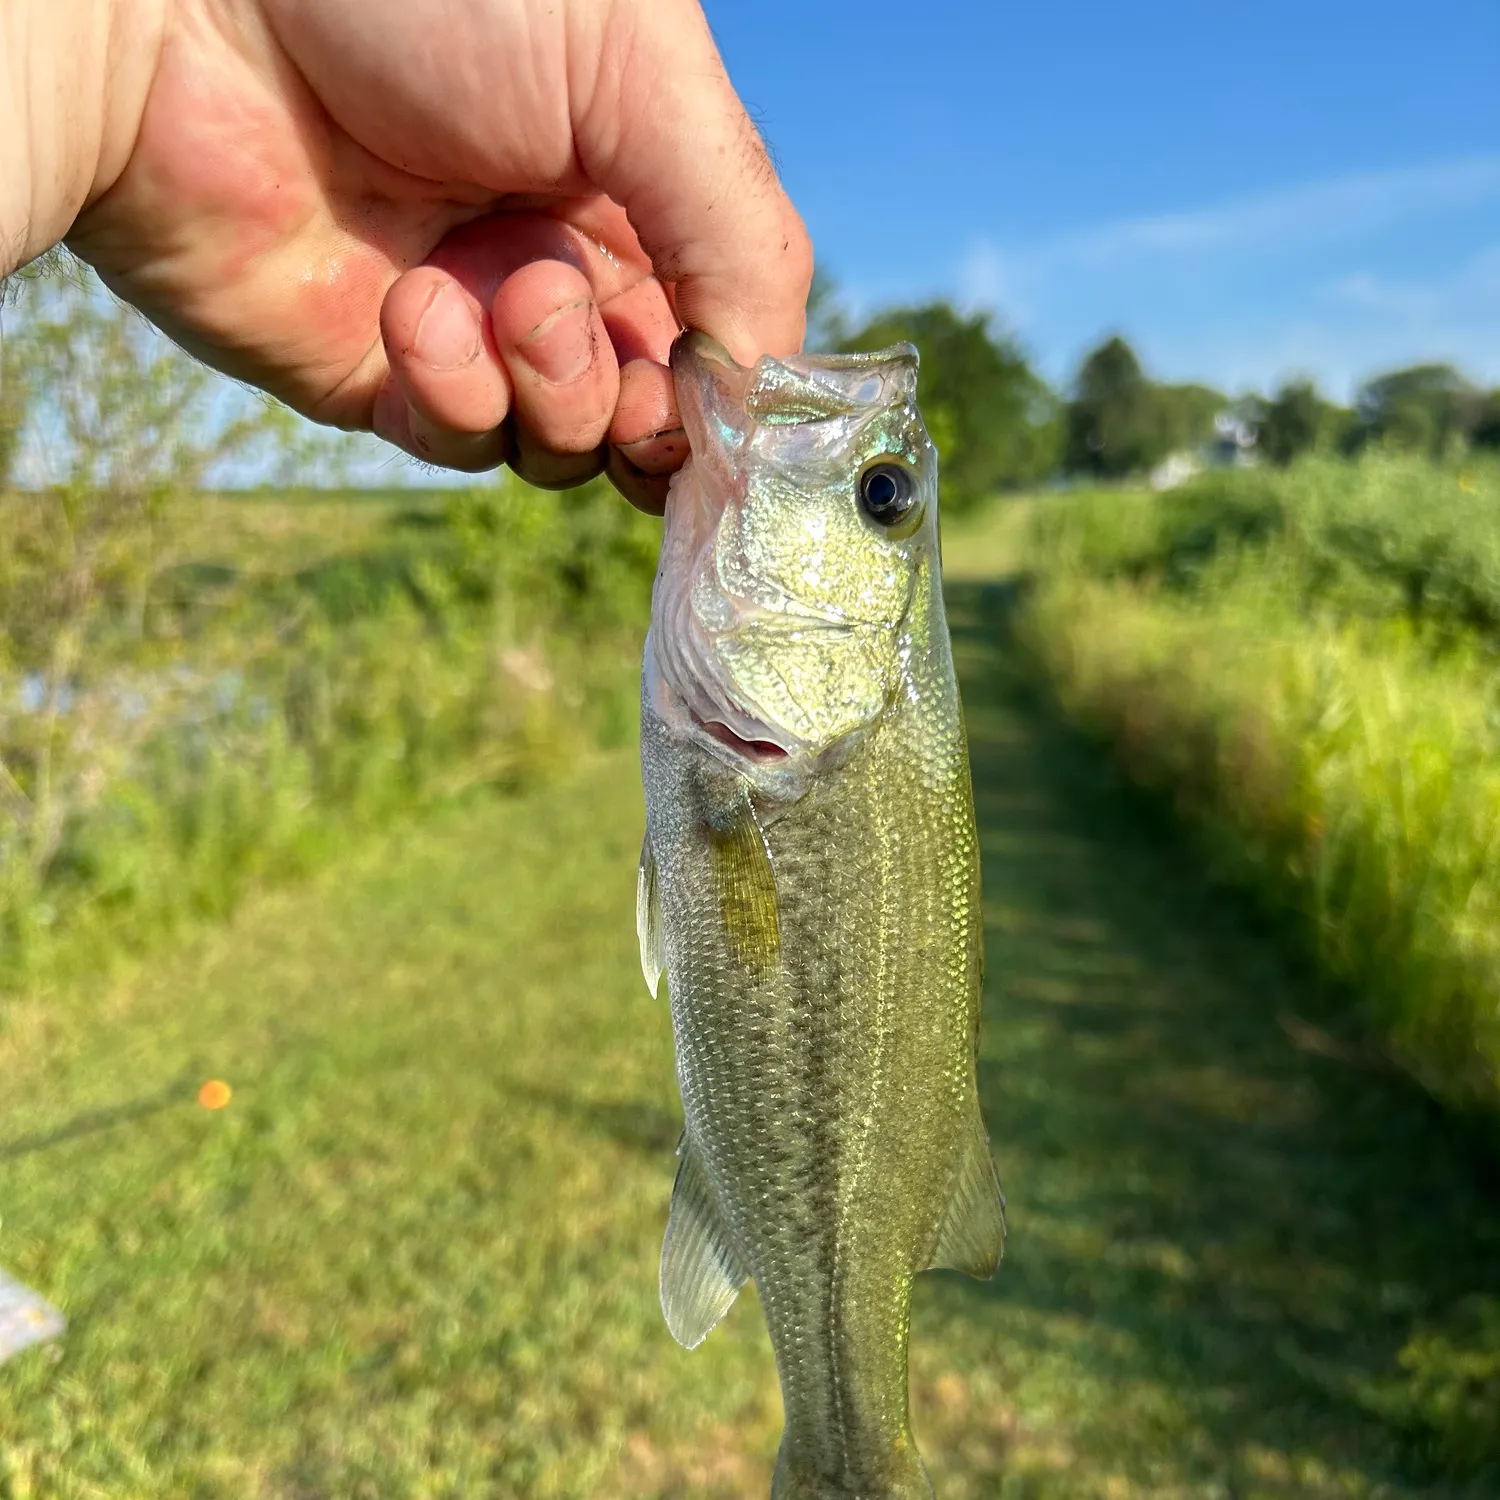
[414,283,481,370]
[517,298,595,384]
[619,426,689,475]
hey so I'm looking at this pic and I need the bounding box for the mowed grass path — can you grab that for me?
[2,582,1499,1498]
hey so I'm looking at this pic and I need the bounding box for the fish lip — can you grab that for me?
[646,636,804,771]
[674,669,803,767]
[689,711,791,765]
[670,329,735,377]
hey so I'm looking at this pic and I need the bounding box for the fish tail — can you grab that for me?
[771,1437,934,1499]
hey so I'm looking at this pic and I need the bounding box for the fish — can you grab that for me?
[637,330,1004,1499]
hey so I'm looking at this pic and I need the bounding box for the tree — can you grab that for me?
[0,269,42,490]
[1154,382,1228,456]
[0,260,295,895]
[1065,336,1159,477]
[804,265,851,354]
[1355,364,1482,458]
[838,301,1059,511]
[0,343,24,491]
[1472,390,1500,452]
[1260,378,1327,465]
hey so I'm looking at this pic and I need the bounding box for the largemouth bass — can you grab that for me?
[638,331,1004,1500]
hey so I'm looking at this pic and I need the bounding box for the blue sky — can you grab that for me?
[703,0,1500,400]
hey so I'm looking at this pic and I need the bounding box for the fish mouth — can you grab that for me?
[645,638,800,770]
[691,711,791,764]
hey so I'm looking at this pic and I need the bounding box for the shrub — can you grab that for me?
[1016,456,1500,1114]
[0,479,658,994]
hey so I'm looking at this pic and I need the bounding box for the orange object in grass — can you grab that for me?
[198,1080,233,1110]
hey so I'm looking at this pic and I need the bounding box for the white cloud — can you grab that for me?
[1321,243,1500,320]
[953,158,1500,397]
[957,155,1500,300]
[1051,157,1500,265]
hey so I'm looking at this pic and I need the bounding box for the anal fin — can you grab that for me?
[929,1114,1006,1279]
[660,1137,747,1348]
[637,837,664,998]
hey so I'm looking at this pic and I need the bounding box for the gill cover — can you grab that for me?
[653,333,938,770]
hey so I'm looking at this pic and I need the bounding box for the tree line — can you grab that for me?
[4,266,1498,515]
[810,273,1500,513]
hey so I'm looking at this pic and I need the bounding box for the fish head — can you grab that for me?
[648,331,940,789]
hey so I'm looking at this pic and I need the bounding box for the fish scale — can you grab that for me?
[640,332,1003,1499]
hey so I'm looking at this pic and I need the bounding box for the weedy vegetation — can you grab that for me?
[2,606,1498,1499]
[0,267,656,998]
[1011,456,1500,1121]
[2,262,1498,1495]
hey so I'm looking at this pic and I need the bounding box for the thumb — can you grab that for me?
[577,0,812,364]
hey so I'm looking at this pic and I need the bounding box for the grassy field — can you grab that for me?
[0,481,656,993]
[993,461,1500,1121]
[2,574,1497,1498]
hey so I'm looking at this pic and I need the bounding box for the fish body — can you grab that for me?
[639,333,1003,1499]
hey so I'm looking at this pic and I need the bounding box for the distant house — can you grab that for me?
[1150,406,1259,490]
[1149,451,1201,491]
[1207,408,1259,469]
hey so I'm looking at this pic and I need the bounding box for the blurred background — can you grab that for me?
[1,3,1498,1496]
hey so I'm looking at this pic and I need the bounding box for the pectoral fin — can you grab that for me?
[929,1114,1006,1279]
[637,838,664,999]
[660,1137,747,1348]
[706,799,780,978]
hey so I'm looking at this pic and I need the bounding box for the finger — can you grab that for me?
[381,267,512,437]
[615,425,688,475]
[510,424,608,491]
[609,356,680,450]
[606,356,687,514]
[371,380,511,472]
[492,260,619,455]
[406,402,510,472]
[598,268,680,367]
[424,207,649,310]
[606,447,674,516]
[594,263,681,509]
[522,196,658,283]
[580,1,813,363]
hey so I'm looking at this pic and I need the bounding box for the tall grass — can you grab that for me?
[0,481,657,996]
[1015,456,1500,1116]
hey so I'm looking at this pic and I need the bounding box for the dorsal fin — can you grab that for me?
[660,1137,747,1348]
[928,1113,1006,1279]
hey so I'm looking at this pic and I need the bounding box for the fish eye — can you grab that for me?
[858,461,919,530]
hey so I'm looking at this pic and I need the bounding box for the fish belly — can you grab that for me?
[643,700,983,1497]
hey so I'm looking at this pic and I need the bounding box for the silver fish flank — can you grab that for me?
[638,331,1004,1500]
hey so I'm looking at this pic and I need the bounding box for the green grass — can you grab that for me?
[2,585,1497,1497]
[169,490,448,577]
[0,480,656,993]
[1005,461,1500,1119]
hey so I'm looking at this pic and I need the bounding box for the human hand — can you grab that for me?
[41,0,812,509]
